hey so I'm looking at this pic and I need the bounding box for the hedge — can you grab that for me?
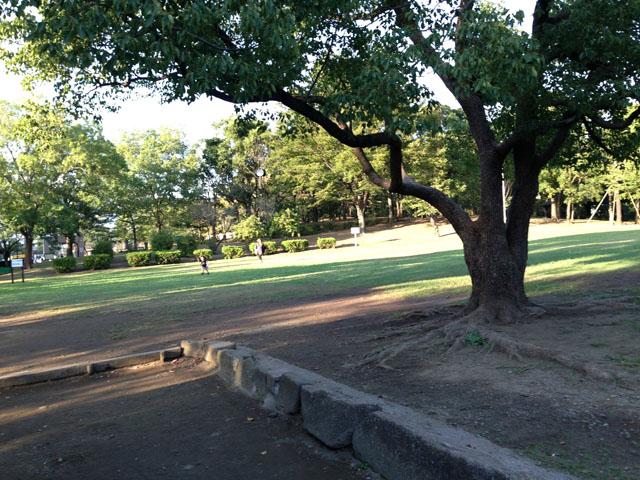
[52,256,76,273]
[249,241,277,256]
[317,237,336,249]
[193,248,214,260]
[221,245,244,259]
[281,239,309,253]
[156,250,182,264]
[83,254,111,270]
[126,251,154,267]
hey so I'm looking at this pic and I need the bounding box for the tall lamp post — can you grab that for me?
[255,168,265,215]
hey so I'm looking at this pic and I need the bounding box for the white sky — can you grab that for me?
[0,1,534,145]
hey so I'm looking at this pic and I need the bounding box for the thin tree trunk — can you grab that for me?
[608,191,615,226]
[614,190,623,226]
[355,201,366,233]
[550,196,559,220]
[635,199,640,224]
[387,192,394,225]
[429,215,440,237]
[131,222,138,252]
[565,200,572,222]
[395,194,403,218]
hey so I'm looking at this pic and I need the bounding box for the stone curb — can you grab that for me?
[0,347,183,388]
[182,340,579,480]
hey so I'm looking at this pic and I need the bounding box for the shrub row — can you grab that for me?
[221,245,244,259]
[126,251,154,267]
[193,248,214,260]
[83,254,111,270]
[281,239,309,253]
[248,241,277,256]
[317,237,336,249]
[156,250,182,265]
[52,256,76,273]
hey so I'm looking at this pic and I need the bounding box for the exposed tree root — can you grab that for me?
[348,303,616,381]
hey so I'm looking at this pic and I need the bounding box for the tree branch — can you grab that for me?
[587,106,640,130]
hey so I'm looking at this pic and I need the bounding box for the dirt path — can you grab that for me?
[0,358,374,480]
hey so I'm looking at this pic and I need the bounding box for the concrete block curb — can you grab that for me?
[0,347,184,388]
[180,340,236,367]
[181,340,579,480]
[352,403,576,480]
[300,381,385,448]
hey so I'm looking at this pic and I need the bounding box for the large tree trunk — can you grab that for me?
[66,235,74,257]
[455,136,543,323]
[22,230,33,269]
[461,226,529,323]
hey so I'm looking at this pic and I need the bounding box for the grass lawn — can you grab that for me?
[1,226,639,326]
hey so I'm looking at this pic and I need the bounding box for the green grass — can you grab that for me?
[1,230,639,329]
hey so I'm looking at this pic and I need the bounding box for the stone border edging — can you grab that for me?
[182,339,580,480]
[0,347,182,388]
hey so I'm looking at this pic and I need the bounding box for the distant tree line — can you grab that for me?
[1,100,638,269]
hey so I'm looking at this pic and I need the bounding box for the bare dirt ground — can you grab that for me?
[0,358,375,480]
[1,220,639,479]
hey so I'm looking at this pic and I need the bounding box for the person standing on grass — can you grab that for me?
[199,255,209,275]
[254,238,264,263]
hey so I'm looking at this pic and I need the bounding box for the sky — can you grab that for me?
[0,1,535,145]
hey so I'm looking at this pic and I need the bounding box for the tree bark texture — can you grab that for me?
[22,230,33,269]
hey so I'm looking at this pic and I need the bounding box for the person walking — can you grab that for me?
[254,238,264,263]
[199,255,209,274]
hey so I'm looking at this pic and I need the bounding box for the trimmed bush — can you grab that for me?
[92,239,114,257]
[126,251,154,267]
[176,235,198,257]
[249,241,277,256]
[151,230,174,251]
[52,256,76,273]
[281,239,309,253]
[193,248,214,260]
[155,250,182,264]
[317,237,336,249]
[221,245,244,259]
[83,254,111,270]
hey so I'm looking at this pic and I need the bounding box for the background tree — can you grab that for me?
[3,0,639,325]
[271,119,384,233]
[204,118,274,219]
[115,129,203,233]
[0,100,66,268]
[50,124,123,256]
